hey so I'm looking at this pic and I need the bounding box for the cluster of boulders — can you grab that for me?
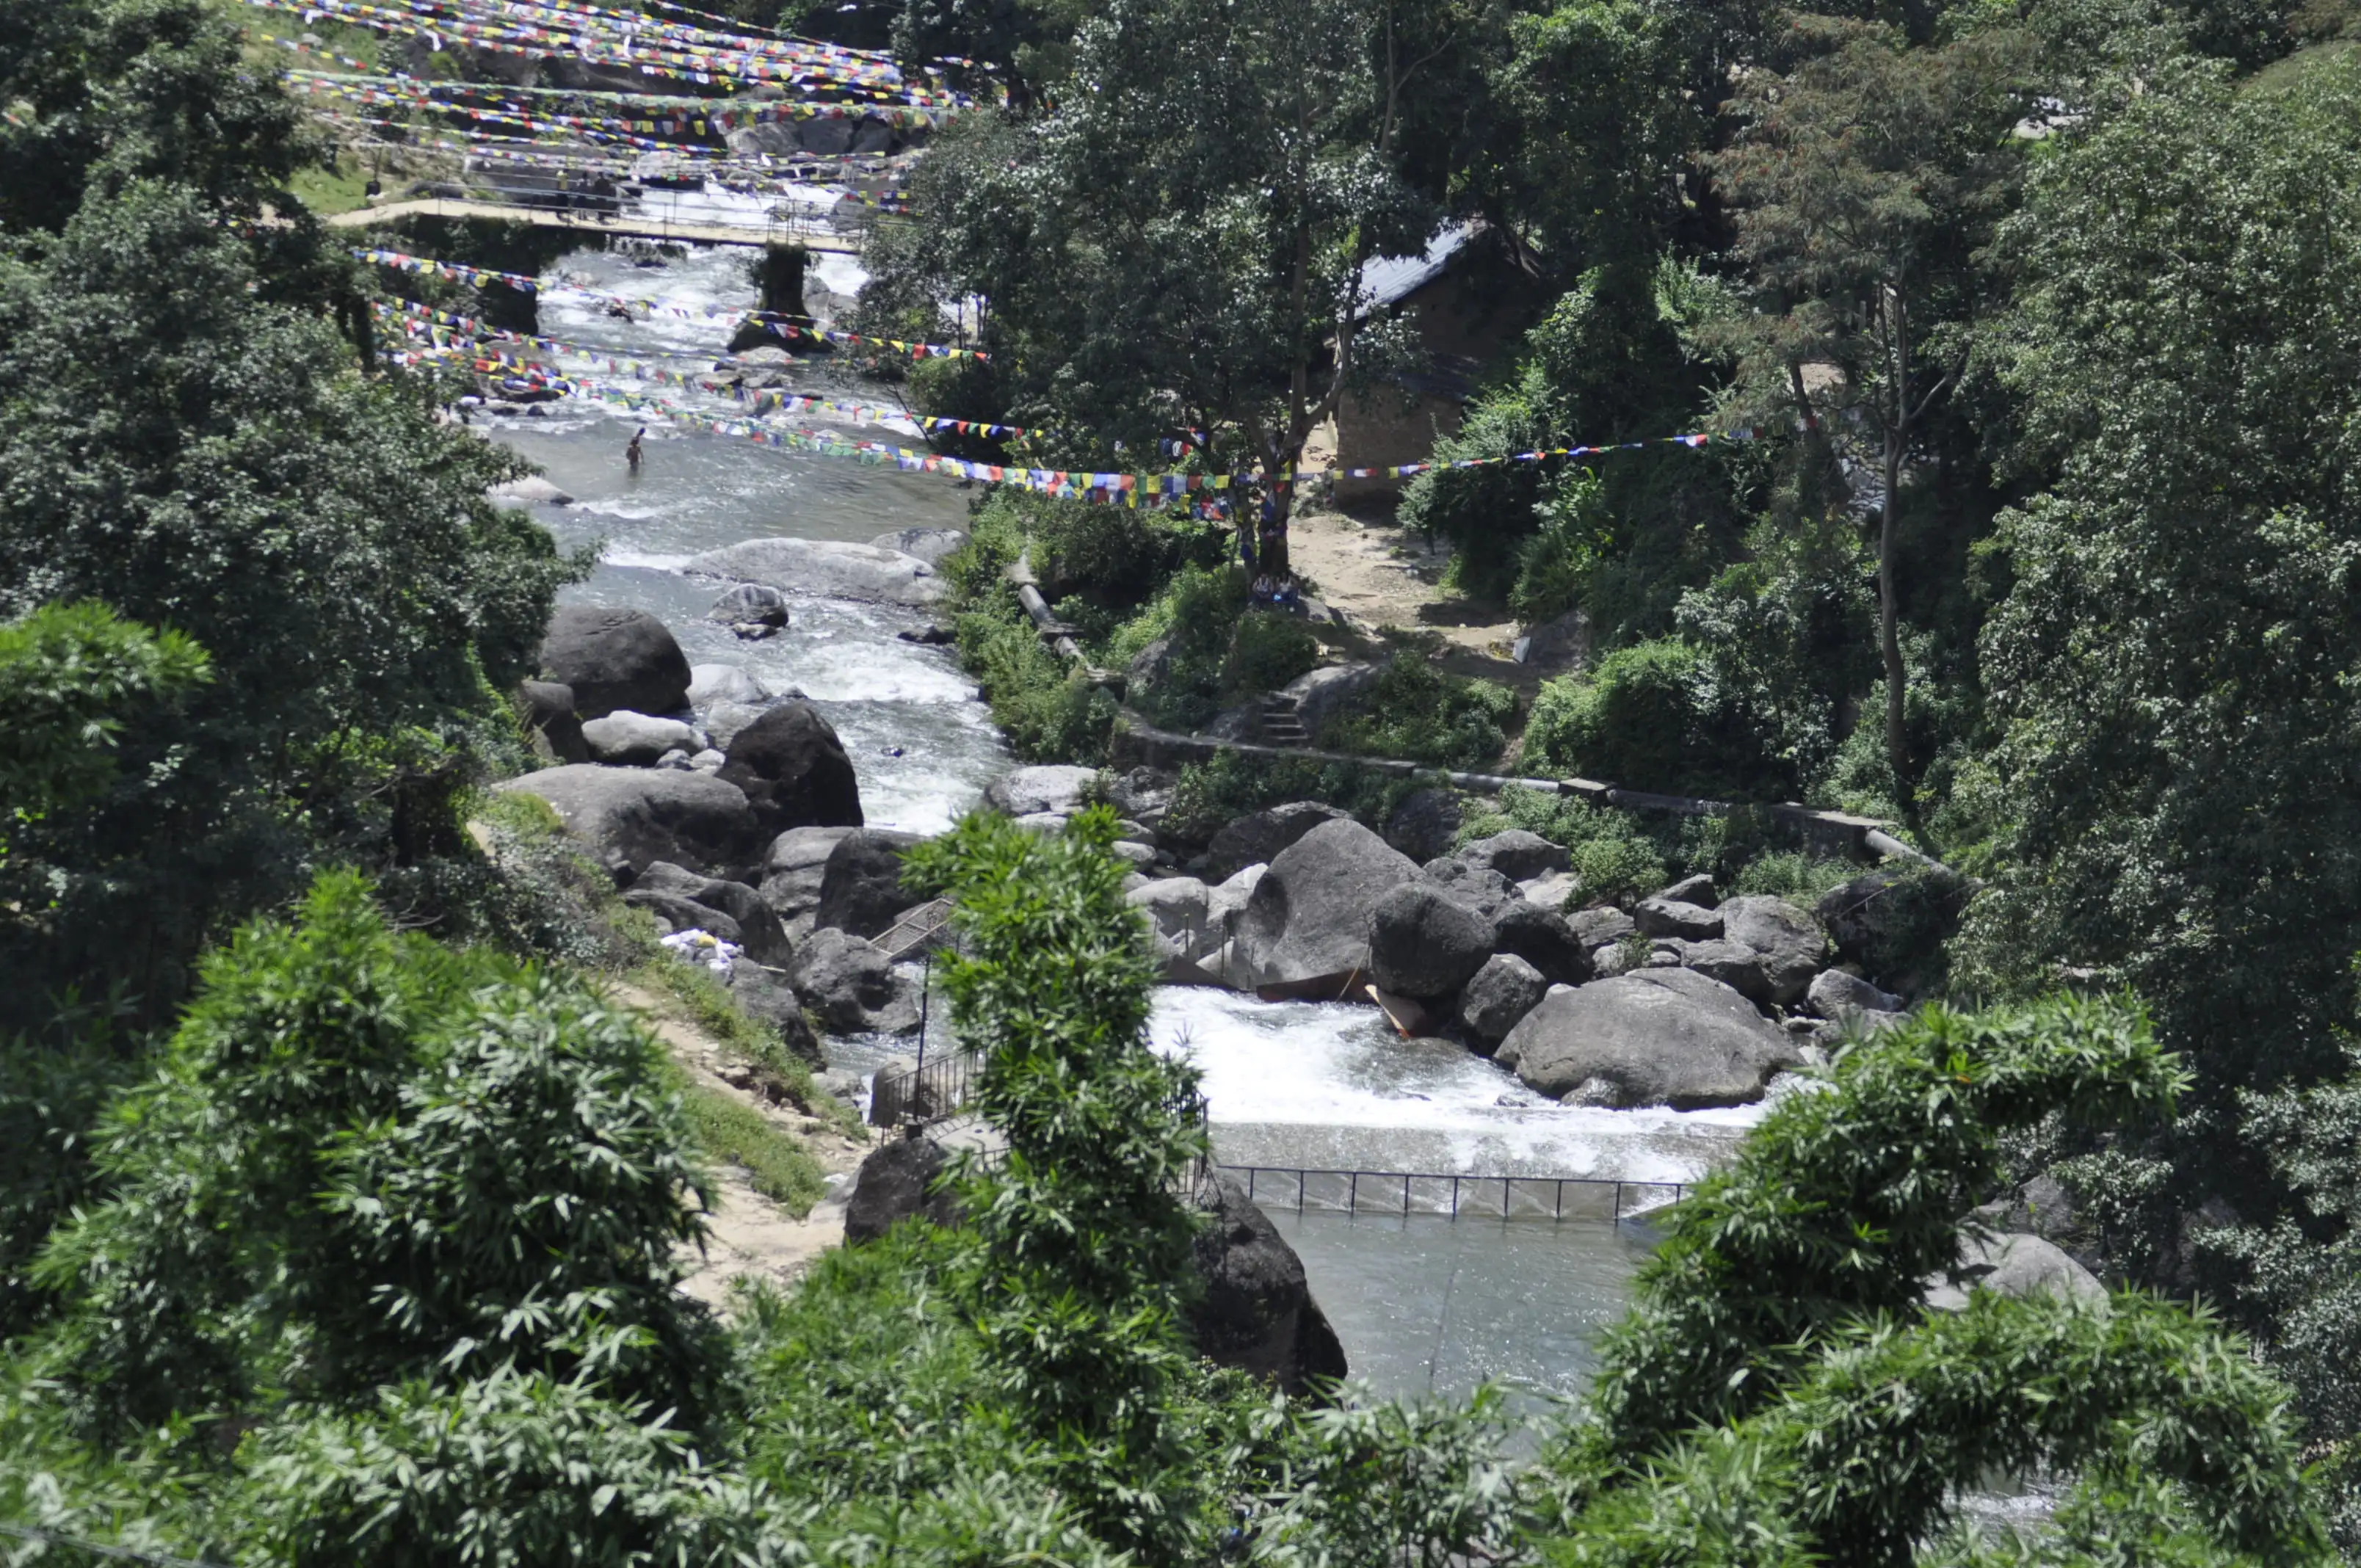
[500,600,944,1048]
[1117,786,1918,1111]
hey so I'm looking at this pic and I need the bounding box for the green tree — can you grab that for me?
[868,0,1443,575]
[34,872,721,1444]
[1707,15,2029,805]
[904,807,1212,1551]
[0,185,578,1017]
[1959,57,2361,1254]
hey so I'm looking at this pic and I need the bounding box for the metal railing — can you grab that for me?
[868,1044,980,1128]
[1213,1164,1686,1224]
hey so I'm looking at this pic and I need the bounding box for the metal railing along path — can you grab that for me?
[1216,1164,1686,1224]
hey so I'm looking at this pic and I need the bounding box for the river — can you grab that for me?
[476,235,1765,1404]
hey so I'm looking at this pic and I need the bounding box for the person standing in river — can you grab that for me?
[625,427,645,473]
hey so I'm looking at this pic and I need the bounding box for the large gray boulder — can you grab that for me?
[725,965,822,1062]
[717,700,864,836]
[1459,954,1548,1044]
[1204,801,1349,884]
[495,765,758,882]
[1567,906,1637,947]
[1808,968,1904,1021]
[687,664,769,708]
[685,537,947,607]
[792,928,920,1034]
[537,605,692,720]
[1492,901,1595,988]
[868,526,968,565]
[1277,661,1383,741]
[1495,968,1804,1109]
[984,764,1098,818]
[1420,859,1520,920]
[490,474,573,506]
[813,828,926,940]
[706,582,788,632]
[1104,767,1178,829]
[1634,896,1723,941]
[1923,1232,2104,1311]
[582,709,700,766]
[1127,876,1212,953]
[1188,1174,1349,1393]
[758,825,859,926]
[628,889,744,946]
[1367,883,1495,999]
[1382,788,1462,864]
[1716,895,1829,1006]
[627,860,794,968]
[1233,819,1420,989]
[1678,938,1774,1006]
[1454,830,1570,882]
[844,1132,958,1244]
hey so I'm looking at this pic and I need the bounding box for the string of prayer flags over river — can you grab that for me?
[241,0,968,106]
[355,247,989,358]
[391,335,1756,503]
[379,300,1043,438]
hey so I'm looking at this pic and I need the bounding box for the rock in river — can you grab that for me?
[537,605,692,721]
[686,537,947,607]
[1495,968,1804,1109]
[1366,882,1495,999]
[718,700,865,836]
[1203,801,1349,883]
[1232,818,1419,990]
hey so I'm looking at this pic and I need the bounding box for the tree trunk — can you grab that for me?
[1879,427,1907,800]
[1261,483,1294,578]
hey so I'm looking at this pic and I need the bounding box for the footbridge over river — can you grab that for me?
[325,195,863,253]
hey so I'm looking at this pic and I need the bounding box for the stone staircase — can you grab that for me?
[1258,693,1308,747]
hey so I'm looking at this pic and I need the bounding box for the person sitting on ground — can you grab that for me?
[1251,573,1275,603]
[1275,573,1300,609]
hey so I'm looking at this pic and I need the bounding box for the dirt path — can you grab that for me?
[1286,503,1522,661]
[613,982,871,1309]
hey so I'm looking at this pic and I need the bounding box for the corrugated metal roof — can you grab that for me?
[1356,221,1479,314]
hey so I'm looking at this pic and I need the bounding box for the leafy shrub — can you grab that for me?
[1158,751,1403,848]
[1321,653,1518,771]
[954,604,1119,764]
[1106,565,1251,730]
[1222,610,1319,696]
[1730,849,1862,904]
[1526,637,1796,798]
[35,871,723,1440]
[1454,784,1670,904]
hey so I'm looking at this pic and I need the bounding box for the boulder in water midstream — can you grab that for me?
[687,663,769,707]
[1495,967,1805,1109]
[868,526,968,565]
[537,605,692,720]
[1232,818,1418,990]
[496,765,760,883]
[685,537,947,607]
[717,700,866,836]
[1367,882,1495,999]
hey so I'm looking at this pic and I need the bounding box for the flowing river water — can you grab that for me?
[479,237,1769,1404]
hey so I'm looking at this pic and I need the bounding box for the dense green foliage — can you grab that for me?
[0,0,580,1020]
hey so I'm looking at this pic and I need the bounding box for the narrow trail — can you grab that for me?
[612,981,871,1308]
